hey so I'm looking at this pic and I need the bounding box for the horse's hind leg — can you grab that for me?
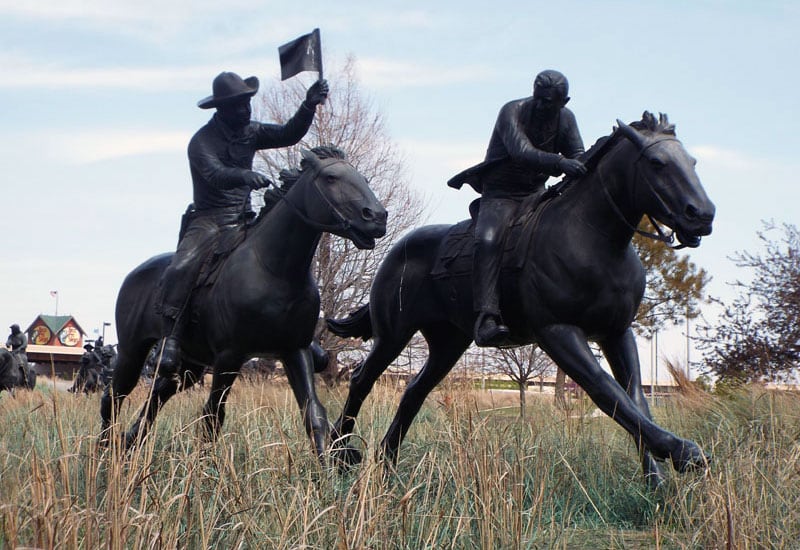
[380,324,471,464]
[332,332,413,466]
[100,346,149,444]
[601,329,666,489]
[121,348,186,448]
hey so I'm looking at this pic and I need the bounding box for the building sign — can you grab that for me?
[58,326,81,347]
[31,325,52,345]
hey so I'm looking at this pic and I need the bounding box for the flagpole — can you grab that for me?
[55,293,58,316]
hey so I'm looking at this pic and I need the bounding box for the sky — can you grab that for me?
[1,0,798,375]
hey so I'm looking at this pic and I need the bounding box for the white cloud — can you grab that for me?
[43,129,190,164]
[0,54,270,90]
[358,57,496,88]
[0,0,243,24]
[690,145,761,171]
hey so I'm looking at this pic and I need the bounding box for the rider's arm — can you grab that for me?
[188,131,261,191]
[495,100,563,174]
[251,102,316,150]
[559,108,585,159]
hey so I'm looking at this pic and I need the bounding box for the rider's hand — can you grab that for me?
[305,79,329,107]
[243,171,272,190]
[557,157,587,177]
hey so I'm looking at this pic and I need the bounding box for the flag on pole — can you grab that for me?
[50,290,58,298]
[278,28,323,80]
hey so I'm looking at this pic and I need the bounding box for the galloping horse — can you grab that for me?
[100,147,387,459]
[0,348,36,395]
[327,113,714,486]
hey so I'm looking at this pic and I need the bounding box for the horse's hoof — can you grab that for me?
[669,439,710,473]
[330,435,363,470]
[643,456,667,490]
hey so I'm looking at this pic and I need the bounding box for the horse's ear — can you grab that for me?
[300,148,322,170]
[616,119,647,151]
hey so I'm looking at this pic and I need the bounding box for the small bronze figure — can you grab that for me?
[449,70,586,346]
[156,71,329,370]
[5,323,30,378]
[2,324,35,392]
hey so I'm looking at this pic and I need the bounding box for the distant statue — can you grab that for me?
[155,71,329,370]
[448,70,587,346]
[70,341,116,394]
[5,323,31,379]
[2,325,35,393]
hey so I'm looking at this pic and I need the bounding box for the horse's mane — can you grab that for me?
[257,145,348,220]
[549,111,674,197]
[278,145,348,188]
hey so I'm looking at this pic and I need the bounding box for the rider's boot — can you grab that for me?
[155,317,182,374]
[474,311,509,347]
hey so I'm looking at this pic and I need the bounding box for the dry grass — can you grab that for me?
[1,375,798,548]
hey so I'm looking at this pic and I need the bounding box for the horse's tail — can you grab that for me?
[326,304,373,341]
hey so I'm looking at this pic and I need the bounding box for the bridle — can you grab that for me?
[599,135,691,249]
[274,158,356,233]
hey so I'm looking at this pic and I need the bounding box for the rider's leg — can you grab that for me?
[157,219,215,371]
[472,198,516,346]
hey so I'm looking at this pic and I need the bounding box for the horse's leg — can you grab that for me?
[536,324,707,473]
[122,351,188,448]
[200,353,242,442]
[332,333,413,466]
[600,329,667,488]
[380,324,471,464]
[280,347,330,462]
[100,347,149,445]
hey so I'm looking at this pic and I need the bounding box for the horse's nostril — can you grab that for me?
[363,208,388,224]
[685,204,699,219]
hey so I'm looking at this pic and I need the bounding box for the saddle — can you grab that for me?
[430,187,557,280]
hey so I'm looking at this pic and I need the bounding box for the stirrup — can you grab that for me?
[474,314,509,347]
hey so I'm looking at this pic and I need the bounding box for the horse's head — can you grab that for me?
[616,112,715,248]
[286,147,387,249]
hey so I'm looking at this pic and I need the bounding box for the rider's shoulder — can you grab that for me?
[498,97,531,114]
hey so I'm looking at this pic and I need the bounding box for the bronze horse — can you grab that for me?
[0,348,36,395]
[101,147,387,458]
[328,113,714,486]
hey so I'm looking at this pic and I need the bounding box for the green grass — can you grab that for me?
[1,378,798,548]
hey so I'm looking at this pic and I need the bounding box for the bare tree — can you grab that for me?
[697,221,800,385]
[252,56,424,383]
[487,345,556,417]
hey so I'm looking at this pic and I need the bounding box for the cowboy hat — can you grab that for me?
[197,72,260,109]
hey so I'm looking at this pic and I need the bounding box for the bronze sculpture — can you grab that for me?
[328,112,714,487]
[155,71,329,371]
[5,323,32,383]
[100,146,387,457]
[0,347,36,394]
[449,70,586,346]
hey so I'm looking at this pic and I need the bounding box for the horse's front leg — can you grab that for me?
[201,353,242,441]
[537,324,708,474]
[600,329,667,488]
[282,347,329,463]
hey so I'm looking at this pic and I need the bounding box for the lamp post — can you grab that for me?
[102,322,111,341]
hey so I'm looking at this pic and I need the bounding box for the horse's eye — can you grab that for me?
[326,174,337,184]
[648,157,666,170]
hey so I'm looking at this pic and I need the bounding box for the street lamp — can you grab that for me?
[102,322,111,341]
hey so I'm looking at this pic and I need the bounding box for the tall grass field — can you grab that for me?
[1,377,798,548]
